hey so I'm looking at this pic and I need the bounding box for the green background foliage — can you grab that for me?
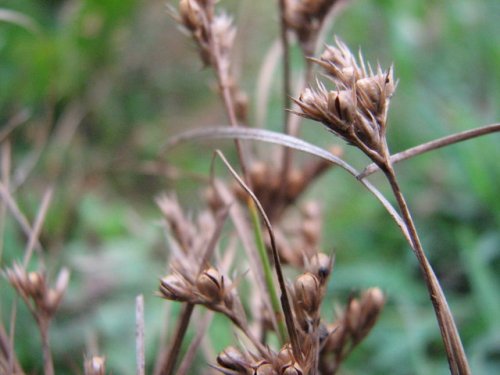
[1,0,499,373]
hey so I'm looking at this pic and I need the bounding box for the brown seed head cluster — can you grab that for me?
[159,266,245,327]
[5,264,70,319]
[293,38,396,163]
[320,287,385,373]
[285,0,341,54]
[226,151,338,224]
[177,0,249,123]
[216,344,304,375]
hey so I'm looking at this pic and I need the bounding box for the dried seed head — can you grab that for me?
[308,253,332,283]
[294,37,397,160]
[159,274,191,301]
[295,272,321,314]
[179,0,204,32]
[6,264,70,317]
[196,267,224,303]
[84,356,106,375]
[216,346,249,372]
[285,0,340,54]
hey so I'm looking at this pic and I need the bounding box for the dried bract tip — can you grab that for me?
[84,356,106,375]
[216,346,249,372]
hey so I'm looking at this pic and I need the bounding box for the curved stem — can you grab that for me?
[382,162,470,375]
[359,123,500,178]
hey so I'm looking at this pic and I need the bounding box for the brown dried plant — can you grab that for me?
[159,0,499,374]
[2,0,499,374]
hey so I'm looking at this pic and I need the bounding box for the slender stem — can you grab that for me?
[159,303,195,375]
[383,162,470,375]
[209,21,250,183]
[248,197,287,343]
[278,0,294,204]
[278,0,292,135]
[39,319,54,375]
[215,150,302,361]
[136,295,145,375]
[359,123,500,178]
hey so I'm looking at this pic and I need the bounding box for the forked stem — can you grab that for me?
[382,161,470,375]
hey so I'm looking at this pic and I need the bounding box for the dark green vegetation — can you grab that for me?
[1,0,499,373]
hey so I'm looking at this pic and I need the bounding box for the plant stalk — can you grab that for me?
[39,319,54,375]
[248,197,287,343]
[382,162,470,375]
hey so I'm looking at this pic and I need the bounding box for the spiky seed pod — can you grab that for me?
[159,274,191,301]
[216,346,249,372]
[6,265,70,317]
[308,253,332,284]
[196,267,224,303]
[295,272,321,314]
[285,0,340,54]
[294,38,396,161]
[84,356,106,375]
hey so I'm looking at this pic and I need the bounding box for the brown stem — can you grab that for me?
[38,319,54,375]
[359,123,500,178]
[278,0,294,210]
[158,303,195,375]
[208,21,250,183]
[382,162,470,375]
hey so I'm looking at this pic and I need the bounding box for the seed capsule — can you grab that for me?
[217,346,248,372]
[295,272,321,314]
[309,253,332,283]
[196,267,224,303]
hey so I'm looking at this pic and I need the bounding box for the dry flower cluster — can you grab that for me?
[1,0,497,374]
